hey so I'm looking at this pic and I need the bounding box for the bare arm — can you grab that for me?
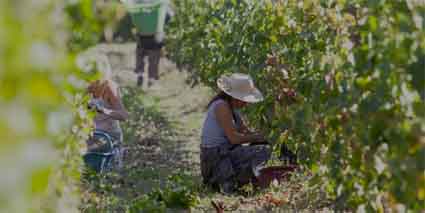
[215,102,264,145]
[102,100,129,121]
[237,115,267,143]
[102,82,129,121]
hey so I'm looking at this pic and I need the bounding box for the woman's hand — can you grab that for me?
[88,99,106,113]
[251,132,267,143]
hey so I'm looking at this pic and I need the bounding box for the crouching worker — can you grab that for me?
[85,79,129,173]
[200,73,271,194]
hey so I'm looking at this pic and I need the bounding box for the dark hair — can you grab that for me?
[207,91,233,109]
[207,91,240,123]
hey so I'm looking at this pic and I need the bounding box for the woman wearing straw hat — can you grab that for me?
[200,73,271,193]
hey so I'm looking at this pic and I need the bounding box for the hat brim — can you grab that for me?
[217,80,264,103]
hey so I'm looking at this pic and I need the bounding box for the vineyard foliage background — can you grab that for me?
[0,0,116,212]
[1,1,77,212]
[166,0,425,210]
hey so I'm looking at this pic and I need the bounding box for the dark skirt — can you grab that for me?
[200,144,271,189]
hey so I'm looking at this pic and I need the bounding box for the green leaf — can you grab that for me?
[30,167,52,195]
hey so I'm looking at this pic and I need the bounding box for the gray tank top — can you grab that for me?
[201,99,241,148]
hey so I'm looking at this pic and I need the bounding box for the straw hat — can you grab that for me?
[217,73,264,103]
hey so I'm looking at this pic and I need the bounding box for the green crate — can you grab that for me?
[125,0,166,35]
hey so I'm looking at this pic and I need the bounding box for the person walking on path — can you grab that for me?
[134,4,174,87]
[135,34,162,87]
[200,73,271,194]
